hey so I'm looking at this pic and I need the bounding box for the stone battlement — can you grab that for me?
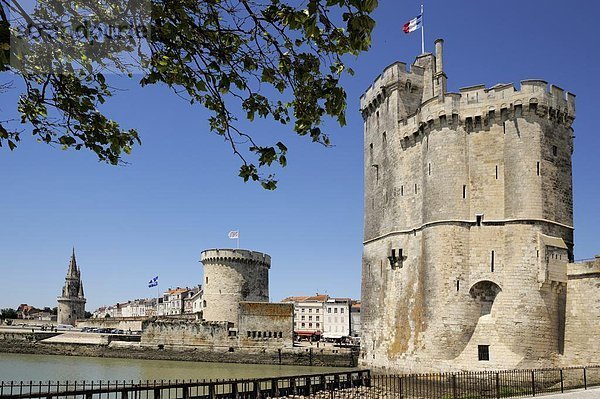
[201,249,271,268]
[360,60,426,112]
[361,78,575,129]
[568,256,600,277]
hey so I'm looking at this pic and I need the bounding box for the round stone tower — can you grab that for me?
[360,39,575,372]
[200,249,270,324]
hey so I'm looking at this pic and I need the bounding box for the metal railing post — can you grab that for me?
[452,374,457,399]
[584,367,588,390]
[253,381,260,399]
[290,377,296,395]
[560,369,564,393]
[231,382,238,399]
[531,370,536,396]
[495,372,500,399]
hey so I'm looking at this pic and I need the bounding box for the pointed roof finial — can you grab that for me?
[67,247,78,276]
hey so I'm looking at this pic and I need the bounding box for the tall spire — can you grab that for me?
[67,247,78,277]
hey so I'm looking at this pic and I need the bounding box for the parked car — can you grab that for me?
[56,324,74,331]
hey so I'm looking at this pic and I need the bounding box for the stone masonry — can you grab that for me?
[359,39,586,372]
[57,249,86,326]
[200,249,270,324]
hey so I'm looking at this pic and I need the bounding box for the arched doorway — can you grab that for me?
[469,281,502,316]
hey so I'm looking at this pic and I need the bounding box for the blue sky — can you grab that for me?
[1,0,599,311]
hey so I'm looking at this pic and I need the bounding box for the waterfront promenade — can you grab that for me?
[544,388,600,398]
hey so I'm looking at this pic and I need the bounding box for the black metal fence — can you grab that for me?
[370,366,600,398]
[0,370,370,399]
[2,366,600,399]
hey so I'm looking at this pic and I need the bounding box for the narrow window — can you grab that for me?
[206,276,208,284]
[474,116,482,129]
[503,121,506,134]
[247,331,251,338]
[440,114,447,127]
[537,161,540,176]
[369,143,373,159]
[514,104,522,117]
[489,110,496,124]
[491,251,495,272]
[428,163,431,176]
[456,280,460,292]
[476,214,483,226]
[383,132,387,145]
[462,185,467,199]
[466,117,473,132]
[553,145,558,156]
[478,345,490,361]
[495,165,498,180]
[414,184,418,194]
[530,102,538,114]
[401,185,404,196]
[452,113,459,125]
[537,250,539,258]
[500,108,508,122]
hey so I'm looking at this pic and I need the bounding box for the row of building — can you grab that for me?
[92,291,361,340]
[92,286,203,318]
[282,295,361,340]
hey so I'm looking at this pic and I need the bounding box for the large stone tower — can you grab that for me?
[200,249,270,324]
[57,249,86,326]
[360,40,575,372]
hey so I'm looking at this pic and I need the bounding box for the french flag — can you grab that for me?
[403,14,422,34]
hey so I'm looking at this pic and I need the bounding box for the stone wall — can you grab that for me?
[563,257,600,365]
[0,339,357,367]
[141,319,236,348]
[77,318,145,331]
[360,40,575,372]
[238,302,294,348]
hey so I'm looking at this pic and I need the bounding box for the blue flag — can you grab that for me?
[148,276,158,288]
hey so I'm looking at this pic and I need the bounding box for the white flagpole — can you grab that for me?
[421,4,425,54]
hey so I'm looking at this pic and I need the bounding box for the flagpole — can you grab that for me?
[421,3,425,54]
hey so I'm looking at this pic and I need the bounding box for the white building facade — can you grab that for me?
[323,298,351,339]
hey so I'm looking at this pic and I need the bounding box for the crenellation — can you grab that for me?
[361,39,581,373]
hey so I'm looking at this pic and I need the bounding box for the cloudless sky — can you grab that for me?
[1,0,599,311]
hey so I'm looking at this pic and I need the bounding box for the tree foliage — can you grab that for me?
[0,307,18,319]
[0,0,377,188]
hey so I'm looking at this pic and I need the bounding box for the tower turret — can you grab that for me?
[57,248,86,326]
